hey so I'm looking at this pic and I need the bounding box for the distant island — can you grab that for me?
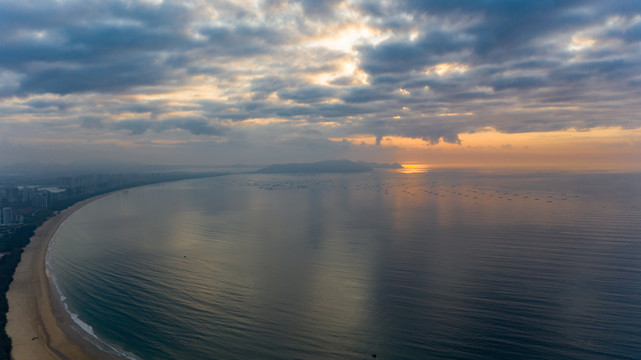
[255,160,403,174]
[356,161,403,169]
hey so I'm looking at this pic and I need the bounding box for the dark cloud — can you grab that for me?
[623,21,641,42]
[489,76,547,91]
[80,117,104,129]
[298,0,343,18]
[250,76,298,99]
[25,99,70,111]
[355,1,385,17]
[313,103,375,118]
[357,0,641,86]
[113,119,152,135]
[0,0,291,96]
[198,24,290,57]
[164,118,224,136]
[18,55,174,95]
[277,85,337,103]
[342,86,391,103]
[551,59,637,84]
[397,0,591,56]
[113,118,223,136]
[359,30,471,75]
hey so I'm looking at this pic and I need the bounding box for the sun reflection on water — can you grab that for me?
[397,163,430,174]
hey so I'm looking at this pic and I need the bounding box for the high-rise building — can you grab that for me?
[1,207,13,225]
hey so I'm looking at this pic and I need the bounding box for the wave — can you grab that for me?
[47,226,142,360]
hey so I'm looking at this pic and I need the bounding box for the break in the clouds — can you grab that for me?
[1,0,641,164]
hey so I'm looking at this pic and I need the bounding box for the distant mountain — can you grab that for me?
[356,161,403,169]
[256,160,373,174]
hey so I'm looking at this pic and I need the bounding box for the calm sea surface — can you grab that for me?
[49,169,641,359]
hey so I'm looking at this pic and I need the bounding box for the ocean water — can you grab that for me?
[49,169,641,360]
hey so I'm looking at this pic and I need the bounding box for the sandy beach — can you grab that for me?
[6,195,119,360]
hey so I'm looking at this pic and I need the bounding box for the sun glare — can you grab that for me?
[308,24,384,53]
[397,163,430,174]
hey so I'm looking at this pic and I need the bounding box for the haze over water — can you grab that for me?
[50,169,641,359]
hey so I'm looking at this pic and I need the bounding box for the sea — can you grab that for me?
[47,168,641,360]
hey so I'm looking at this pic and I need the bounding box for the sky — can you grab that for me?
[1,0,641,169]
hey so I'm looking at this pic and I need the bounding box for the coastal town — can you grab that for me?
[0,171,221,359]
[1,172,224,224]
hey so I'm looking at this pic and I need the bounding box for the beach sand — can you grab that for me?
[7,196,119,360]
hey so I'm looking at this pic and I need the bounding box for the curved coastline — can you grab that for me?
[6,194,123,360]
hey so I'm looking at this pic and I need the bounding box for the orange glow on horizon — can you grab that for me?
[332,127,641,150]
[331,126,641,170]
[397,163,430,174]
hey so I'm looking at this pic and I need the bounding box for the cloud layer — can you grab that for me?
[1,0,641,164]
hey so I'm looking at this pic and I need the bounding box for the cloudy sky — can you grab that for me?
[1,0,641,168]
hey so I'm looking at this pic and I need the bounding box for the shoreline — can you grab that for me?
[6,194,123,360]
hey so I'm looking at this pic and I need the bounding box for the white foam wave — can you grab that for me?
[65,301,97,337]
[47,223,141,360]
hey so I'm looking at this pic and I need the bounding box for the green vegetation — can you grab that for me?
[0,228,35,360]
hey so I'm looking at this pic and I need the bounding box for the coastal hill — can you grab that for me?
[356,161,403,169]
[255,160,402,174]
